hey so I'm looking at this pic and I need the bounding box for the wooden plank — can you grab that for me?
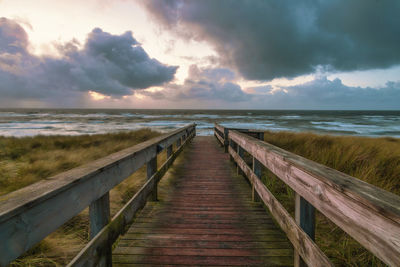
[112,254,292,266]
[294,193,315,267]
[89,192,111,266]
[252,157,261,202]
[113,247,293,257]
[229,130,400,266]
[230,146,333,267]
[215,130,225,146]
[237,145,244,175]
[147,157,157,201]
[113,136,293,266]
[116,239,292,249]
[0,124,195,266]
[68,130,194,266]
[89,193,111,239]
[166,145,173,158]
[214,123,225,137]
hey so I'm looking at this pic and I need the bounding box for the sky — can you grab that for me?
[0,0,399,109]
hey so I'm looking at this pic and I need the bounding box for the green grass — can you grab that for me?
[261,131,400,266]
[0,129,162,266]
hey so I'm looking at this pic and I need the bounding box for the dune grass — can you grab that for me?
[260,131,400,266]
[0,129,163,266]
[2,129,399,266]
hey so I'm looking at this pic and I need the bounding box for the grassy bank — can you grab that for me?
[0,129,162,266]
[261,131,400,266]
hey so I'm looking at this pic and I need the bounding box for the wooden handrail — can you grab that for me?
[0,124,196,267]
[214,123,400,266]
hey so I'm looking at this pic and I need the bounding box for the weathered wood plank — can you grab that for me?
[215,130,225,146]
[112,254,293,266]
[294,193,315,267]
[252,157,261,202]
[230,146,332,267]
[0,124,195,266]
[89,193,111,239]
[67,130,194,266]
[147,157,157,201]
[113,136,293,266]
[89,192,111,266]
[166,145,173,158]
[113,247,293,257]
[116,239,292,249]
[214,124,225,137]
[229,130,400,266]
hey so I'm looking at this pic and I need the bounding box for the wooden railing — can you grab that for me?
[214,123,400,267]
[0,124,196,267]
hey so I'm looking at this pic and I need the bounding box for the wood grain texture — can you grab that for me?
[215,129,225,146]
[68,129,195,267]
[0,124,195,267]
[230,146,332,267]
[229,130,400,266]
[89,192,111,266]
[147,157,157,201]
[112,136,293,266]
[294,193,315,267]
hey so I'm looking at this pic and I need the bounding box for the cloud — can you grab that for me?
[0,17,177,105]
[251,77,400,109]
[144,0,400,81]
[143,65,252,102]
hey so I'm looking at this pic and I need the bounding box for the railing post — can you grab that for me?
[177,136,181,147]
[147,155,158,201]
[224,128,229,153]
[258,132,264,141]
[237,145,244,175]
[167,144,173,158]
[252,157,261,202]
[89,192,111,266]
[294,193,316,267]
[251,132,264,202]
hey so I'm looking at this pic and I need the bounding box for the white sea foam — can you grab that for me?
[1,110,399,138]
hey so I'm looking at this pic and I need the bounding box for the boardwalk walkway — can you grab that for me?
[112,136,293,266]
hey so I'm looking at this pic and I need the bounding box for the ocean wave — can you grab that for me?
[1,110,399,138]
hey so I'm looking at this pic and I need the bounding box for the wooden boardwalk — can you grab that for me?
[3,124,400,266]
[112,136,293,266]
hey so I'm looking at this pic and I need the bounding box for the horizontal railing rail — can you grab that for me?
[0,124,196,267]
[214,123,400,267]
[214,123,264,152]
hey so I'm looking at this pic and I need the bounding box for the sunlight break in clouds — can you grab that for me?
[0,0,400,109]
[0,17,177,107]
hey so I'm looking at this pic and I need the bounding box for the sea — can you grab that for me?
[0,109,400,138]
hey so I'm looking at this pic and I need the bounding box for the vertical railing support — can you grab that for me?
[89,192,111,266]
[294,193,316,267]
[258,132,264,142]
[252,157,261,202]
[167,144,173,158]
[223,128,229,153]
[251,131,264,202]
[237,145,244,175]
[177,137,181,147]
[147,155,158,201]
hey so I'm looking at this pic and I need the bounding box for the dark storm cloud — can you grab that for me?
[143,65,251,102]
[0,17,177,104]
[251,77,400,109]
[144,0,400,81]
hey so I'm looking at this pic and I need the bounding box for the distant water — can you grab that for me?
[0,109,400,138]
